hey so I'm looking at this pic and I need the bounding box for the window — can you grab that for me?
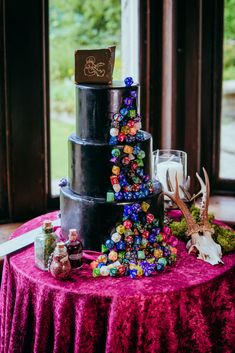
[220,0,235,181]
[49,0,122,196]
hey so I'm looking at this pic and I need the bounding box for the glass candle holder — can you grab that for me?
[153,149,187,199]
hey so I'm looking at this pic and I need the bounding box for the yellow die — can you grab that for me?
[141,201,150,212]
[112,166,120,175]
[123,145,134,154]
[116,224,125,234]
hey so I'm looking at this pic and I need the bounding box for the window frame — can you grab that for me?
[0,0,51,222]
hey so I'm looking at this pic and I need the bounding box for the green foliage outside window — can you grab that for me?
[50,0,121,114]
[223,0,235,80]
[49,0,121,187]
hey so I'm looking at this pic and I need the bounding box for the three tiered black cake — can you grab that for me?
[60,81,163,250]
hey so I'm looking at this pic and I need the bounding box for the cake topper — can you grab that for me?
[75,46,116,84]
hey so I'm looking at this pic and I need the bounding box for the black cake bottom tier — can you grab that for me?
[60,183,164,251]
[68,131,153,198]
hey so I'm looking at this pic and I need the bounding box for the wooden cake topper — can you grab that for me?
[75,46,116,84]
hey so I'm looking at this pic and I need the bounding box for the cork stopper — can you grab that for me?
[69,229,78,241]
[57,242,65,249]
[43,220,52,231]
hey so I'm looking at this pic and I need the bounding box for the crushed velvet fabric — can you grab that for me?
[0,212,234,353]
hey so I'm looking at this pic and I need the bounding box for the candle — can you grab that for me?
[156,160,184,198]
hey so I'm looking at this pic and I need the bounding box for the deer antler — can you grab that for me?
[164,175,200,237]
[196,167,214,234]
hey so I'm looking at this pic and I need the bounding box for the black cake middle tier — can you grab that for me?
[60,182,163,251]
[68,131,153,198]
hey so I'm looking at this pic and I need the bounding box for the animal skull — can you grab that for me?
[164,168,224,265]
[186,232,223,265]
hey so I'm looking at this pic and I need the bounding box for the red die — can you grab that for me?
[123,185,131,193]
[110,175,119,185]
[146,213,155,223]
[132,184,140,192]
[122,156,130,165]
[123,220,132,229]
[125,235,134,244]
[118,133,126,142]
[131,162,138,170]
[142,230,150,239]
[127,120,135,128]
[117,265,126,276]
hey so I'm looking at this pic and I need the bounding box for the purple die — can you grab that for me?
[110,157,118,163]
[126,135,136,143]
[136,131,145,141]
[130,269,137,279]
[105,239,115,249]
[120,107,129,116]
[59,178,68,187]
[124,205,133,216]
[142,175,150,183]
[134,236,142,245]
[164,248,171,257]
[115,192,124,201]
[133,145,141,155]
[109,136,118,145]
[131,213,139,222]
[124,192,132,201]
[116,240,126,251]
[149,234,157,243]
[132,203,141,213]
[124,97,133,106]
[97,262,106,269]
[130,90,137,98]
[143,189,150,197]
[119,175,128,187]
[136,168,144,177]
[132,193,138,200]
[124,77,134,87]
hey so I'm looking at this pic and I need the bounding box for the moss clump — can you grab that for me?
[169,206,235,253]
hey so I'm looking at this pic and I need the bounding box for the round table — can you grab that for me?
[0,212,235,353]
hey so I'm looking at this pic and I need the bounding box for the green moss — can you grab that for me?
[169,206,235,253]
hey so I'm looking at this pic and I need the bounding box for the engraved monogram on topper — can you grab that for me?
[83,56,106,77]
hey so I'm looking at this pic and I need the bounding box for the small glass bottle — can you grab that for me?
[34,220,57,271]
[49,242,71,280]
[65,229,83,269]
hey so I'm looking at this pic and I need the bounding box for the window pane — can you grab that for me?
[220,0,235,180]
[49,0,121,195]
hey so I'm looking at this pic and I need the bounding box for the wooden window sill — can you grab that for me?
[209,196,235,228]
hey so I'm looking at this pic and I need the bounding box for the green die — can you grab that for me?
[118,251,125,260]
[158,257,167,267]
[110,268,118,277]
[137,151,146,159]
[132,176,141,184]
[101,244,109,253]
[137,250,145,260]
[93,268,100,277]
[129,109,136,117]
[136,159,144,167]
[153,219,159,227]
[106,191,115,202]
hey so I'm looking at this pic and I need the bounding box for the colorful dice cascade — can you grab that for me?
[107,81,154,202]
[91,201,177,278]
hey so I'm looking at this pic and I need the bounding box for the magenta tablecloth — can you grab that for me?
[0,212,235,353]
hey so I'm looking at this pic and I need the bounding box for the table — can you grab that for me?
[0,212,235,353]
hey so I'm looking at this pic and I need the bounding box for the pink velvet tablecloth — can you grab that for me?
[0,211,235,353]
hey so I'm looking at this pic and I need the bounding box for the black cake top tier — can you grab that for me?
[75,82,138,142]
